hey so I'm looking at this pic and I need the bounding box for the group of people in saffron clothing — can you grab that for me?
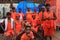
[0,4,57,40]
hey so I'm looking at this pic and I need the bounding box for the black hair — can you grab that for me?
[19,8,21,10]
[45,4,50,7]
[6,12,11,16]
[25,26,31,30]
[12,7,15,10]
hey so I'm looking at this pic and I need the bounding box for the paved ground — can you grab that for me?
[0,31,60,40]
[52,31,60,40]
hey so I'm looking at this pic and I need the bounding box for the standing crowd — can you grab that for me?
[0,4,57,40]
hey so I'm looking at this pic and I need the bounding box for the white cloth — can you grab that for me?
[19,13,23,21]
[20,14,23,21]
[5,18,14,31]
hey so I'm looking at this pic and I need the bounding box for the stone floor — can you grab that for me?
[52,31,60,40]
[0,31,60,40]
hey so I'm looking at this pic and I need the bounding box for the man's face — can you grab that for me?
[27,8,30,12]
[46,6,50,11]
[26,29,31,34]
[41,8,45,12]
[7,15,11,19]
[34,8,37,12]
[25,27,31,34]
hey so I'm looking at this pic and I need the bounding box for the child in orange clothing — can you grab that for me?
[21,27,34,40]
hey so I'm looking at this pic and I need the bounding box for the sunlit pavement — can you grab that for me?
[52,31,60,40]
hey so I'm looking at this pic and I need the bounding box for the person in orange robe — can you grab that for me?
[43,4,57,40]
[11,7,17,20]
[4,12,14,37]
[33,8,39,21]
[18,8,24,22]
[39,6,46,40]
[31,15,38,32]
[21,27,34,40]
[31,8,39,32]
[15,14,22,35]
[39,6,46,28]
[26,7,33,21]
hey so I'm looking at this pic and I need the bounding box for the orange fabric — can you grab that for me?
[25,20,32,23]
[16,14,20,16]
[44,11,54,28]
[31,13,39,32]
[21,32,34,40]
[5,21,14,36]
[39,12,44,28]
[11,12,16,20]
[32,12,39,21]
[35,13,39,21]
[7,21,11,30]
[39,12,43,21]
[26,12,33,21]
[31,19,38,32]
[43,11,55,36]
[5,30,14,36]
[15,20,22,34]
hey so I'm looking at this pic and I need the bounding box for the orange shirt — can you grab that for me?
[32,12,39,20]
[15,20,22,33]
[39,12,42,21]
[43,11,56,36]
[11,12,16,20]
[5,21,14,36]
[32,12,39,23]
[25,20,32,24]
[39,12,46,28]
[26,11,33,21]
[21,32,34,40]
[35,13,39,21]
[31,19,38,32]
[7,21,11,31]
[44,11,54,28]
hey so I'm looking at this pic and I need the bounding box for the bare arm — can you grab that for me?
[42,12,48,20]
[1,21,5,32]
[51,12,57,20]
[0,23,5,32]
